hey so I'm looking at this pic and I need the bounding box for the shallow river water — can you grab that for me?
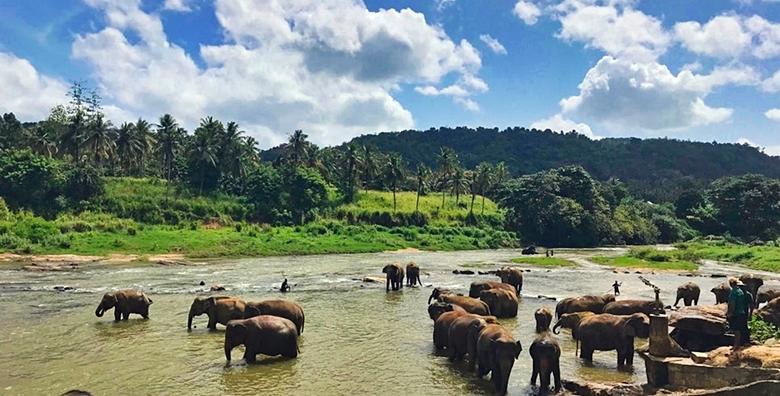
[1,248,777,395]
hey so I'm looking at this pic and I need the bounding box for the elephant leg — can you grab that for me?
[113,309,121,322]
[141,306,149,319]
[674,296,681,306]
[539,366,550,395]
[580,343,593,362]
[386,277,390,292]
[122,311,130,321]
[552,359,561,392]
[626,344,635,366]
[207,315,217,330]
[530,358,539,385]
[694,297,699,306]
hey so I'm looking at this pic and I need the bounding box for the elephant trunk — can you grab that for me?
[187,307,197,329]
[552,320,562,334]
[225,341,233,362]
[95,305,104,317]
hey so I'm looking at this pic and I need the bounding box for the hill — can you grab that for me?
[264,127,780,202]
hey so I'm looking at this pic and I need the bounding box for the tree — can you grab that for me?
[415,164,429,213]
[342,144,361,202]
[472,162,493,214]
[451,166,468,205]
[134,119,156,176]
[0,113,23,151]
[115,122,142,174]
[155,114,182,183]
[284,166,329,224]
[437,147,457,207]
[707,174,780,240]
[81,114,115,167]
[189,117,220,193]
[245,164,283,222]
[361,145,378,191]
[284,130,313,167]
[64,164,105,203]
[0,150,64,215]
[385,154,405,212]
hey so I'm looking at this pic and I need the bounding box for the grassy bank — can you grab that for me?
[592,247,699,271]
[673,239,780,272]
[510,257,575,267]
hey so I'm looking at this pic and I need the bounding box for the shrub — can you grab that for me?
[11,214,59,243]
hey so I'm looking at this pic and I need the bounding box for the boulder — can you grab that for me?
[703,344,780,369]
[758,297,780,328]
[669,304,731,352]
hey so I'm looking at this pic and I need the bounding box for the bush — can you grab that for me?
[64,165,104,203]
[11,213,59,243]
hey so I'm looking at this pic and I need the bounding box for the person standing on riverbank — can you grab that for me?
[281,278,290,293]
[727,278,753,349]
[612,281,622,296]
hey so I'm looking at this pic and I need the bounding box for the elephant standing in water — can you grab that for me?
[554,294,615,319]
[675,282,701,306]
[406,263,423,287]
[530,307,561,395]
[468,281,516,298]
[476,324,523,395]
[224,315,298,363]
[95,289,153,321]
[188,296,246,330]
[577,313,650,367]
[382,264,405,292]
[603,299,664,316]
[552,312,595,340]
[447,314,498,363]
[429,288,491,315]
[428,302,466,321]
[479,289,518,318]
[433,310,469,349]
[244,299,305,335]
[711,282,731,304]
[495,267,523,293]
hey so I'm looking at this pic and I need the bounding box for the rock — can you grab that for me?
[452,269,475,275]
[561,379,645,396]
[758,297,780,328]
[210,284,226,292]
[362,276,385,283]
[711,274,727,278]
[670,304,728,335]
[703,344,780,369]
[199,281,206,286]
[156,259,189,266]
[53,286,75,292]
[686,381,780,395]
[23,262,79,272]
[758,287,780,305]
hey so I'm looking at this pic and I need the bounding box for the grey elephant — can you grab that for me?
[95,289,153,321]
[188,296,246,330]
[739,274,764,308]
[244,299,305,335]
[555,294,615,319]
[711,281,731,304]
[468,281,516,298]
[758,287,780,305]
[428,287,458,304]
[480,289,518,318]
[433,310,469,349]
[431,288,491,315]
[495,267,523,293]
[405,263,423,287]
[552,311,595,340]
[428,301,466,321]
[675,282,701,306]
[529,331,561,395]
[577,313,650,367]
[476,324,523,395]
[447,314,498,363]
[382,263,405,292]
[534,307,553,333]
[224,315,298,363]
[603,299,664,315]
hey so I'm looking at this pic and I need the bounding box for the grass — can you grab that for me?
[591,256,698,271]
[510,257,575,267]
[674,239,780,273]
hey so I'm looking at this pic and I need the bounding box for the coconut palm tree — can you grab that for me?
[343,144,362,202]
[82,114,115,167]
[285,129,311,166]
[494,162,509,187]
[437,147,457,208]
[60,111,86,162]
[474,162,494,215]
[155,114,182,182]
[361,145,378,191]
[385,154,405,212]
[134,118,156,176]
[451,166,468,205]
[190,117,220,194]
[415,164,429,213]
[28,125,57,157]
[115,122,141,174]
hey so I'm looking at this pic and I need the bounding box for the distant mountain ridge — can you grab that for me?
[262,127,780,202]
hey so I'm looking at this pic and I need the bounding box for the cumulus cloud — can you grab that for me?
[0,52,68,121]
[559,56,757,130]
[745,15,780,59]
[72,0,486,146]
[674,15,752,58]
[762,70,780,92]
[554,0,670,61]
[514,1,541,25]
[766,108,780,122]
[479,34,507,55]
[163,0,191,12]
[530,114,597,138]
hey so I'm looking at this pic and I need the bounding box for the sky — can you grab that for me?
[1,0,780,152]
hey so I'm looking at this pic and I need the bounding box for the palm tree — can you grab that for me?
[385,154,405,212]
[343,144,361,202]
[155,114,182,182]
[437,147,457,208]
[82,114,115,167]
[115,122,142,174]
[361,145,378,191]
[60,111,86,162]
[494,162,509,187]
[474,162,494,214]
[191,117,220,194]
[219,121,245,180]
[28,126,57,157]
[134,118,156,176]
[285,129,310,166]
[415,164,429,213]
[451,167,468,205]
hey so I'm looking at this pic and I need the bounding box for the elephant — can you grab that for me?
[428,301,466,321]
[603,299,664,316]
[406,263,423,287]
[535,307,553,333]
[739,274,764,308]
[382,263,405,292]
[552,311,595,339]
[446,314,498,363]
[475,324,523,395]
[428,287,459,304]
[521,245,537,255]
[433,310,469,349]
[554,294,616,319]
[95,289,153,321]
[529,331,562,395]
[430,288,491,315]
[675,282,701,306]
[469,280,516,298]
[757,287,780,305]
[577,313,650,367]
[224,315,298,363]
[244,299,305,335]
[479,289,518,318]
[757,296,780,328]
[188,296,246,330]
[495,267,524,293]
[711,281,731,304]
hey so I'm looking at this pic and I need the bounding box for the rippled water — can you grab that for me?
[1,249,777,395]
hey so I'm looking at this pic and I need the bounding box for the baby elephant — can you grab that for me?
[95,289,153,321]
[225,315,299,363]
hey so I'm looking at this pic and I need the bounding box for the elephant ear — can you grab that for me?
[228,321,247,340]
[382,265,389,273]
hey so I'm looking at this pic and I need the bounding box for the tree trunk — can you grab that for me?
[393,183,397,212]
[481,195,486,215]
[470,192,476,214]
[199,163,205,194]
[441,190,446,208]
[416,188,421,213]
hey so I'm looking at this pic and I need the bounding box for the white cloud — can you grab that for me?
[674,15,752,58]
[745,15,780,59]
[762,70,780,92]
[414,73,488,111]
[531,114,596,138]
[554,0,670,61]
[479,34,507,55]
[435,0,456,12]
[72,0,486,146]
[514,1,541,25]
[163,0,191,12]
[560,56,757,130]
[0,52,68,121]
[766,108,780,122]
[736,136,780,156]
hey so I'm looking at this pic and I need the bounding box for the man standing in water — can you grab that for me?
[281,278,291,293]
[612,281,622,296]
[727,278,753,349]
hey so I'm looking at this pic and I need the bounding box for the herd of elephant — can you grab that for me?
[94,290,304,363]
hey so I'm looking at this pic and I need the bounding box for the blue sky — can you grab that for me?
[1,0,780,152]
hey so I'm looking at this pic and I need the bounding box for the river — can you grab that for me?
[1,248,776,395]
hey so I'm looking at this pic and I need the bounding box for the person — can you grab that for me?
[280,278,290,293]
[727,278,753,349]
[612,281,622,296]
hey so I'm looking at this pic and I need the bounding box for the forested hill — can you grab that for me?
[264,127,780,202]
